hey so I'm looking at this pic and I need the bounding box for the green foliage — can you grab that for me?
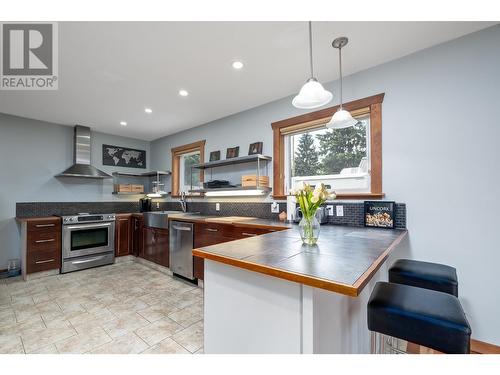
[183,153,201,186]
[316,122,367,174]
[293,133,319,176]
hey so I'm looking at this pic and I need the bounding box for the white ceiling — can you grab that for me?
[0,21,495,141]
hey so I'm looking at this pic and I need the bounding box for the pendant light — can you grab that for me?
[292,22,332,109]
[326,37,359,129]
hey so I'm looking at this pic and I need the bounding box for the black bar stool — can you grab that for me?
[389,259,458,296]
[368,281,471,354]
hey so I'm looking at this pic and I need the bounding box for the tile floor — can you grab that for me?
[0,261,204,354]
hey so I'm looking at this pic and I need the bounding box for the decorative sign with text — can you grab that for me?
[364,201,395,229]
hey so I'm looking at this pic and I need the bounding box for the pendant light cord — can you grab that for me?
[308,21,314,78]
[338,44,343,109]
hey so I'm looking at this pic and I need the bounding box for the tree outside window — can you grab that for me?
[292,117,368,177]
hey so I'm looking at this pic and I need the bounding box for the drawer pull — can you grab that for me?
[241,232,258,237]
[35,238,56,243]
[35,224,55,228]
[35,259,55,264]
[206,228,218,232]
[71,255,106,264]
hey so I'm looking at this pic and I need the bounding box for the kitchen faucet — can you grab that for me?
[180,191,187,213]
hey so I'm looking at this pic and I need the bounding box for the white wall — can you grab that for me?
[0,114,150,267]
[152,25,500,344]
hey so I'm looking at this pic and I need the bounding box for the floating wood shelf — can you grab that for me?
[112,171,171,196]
[188,186,272,195]
[191,154,272,170]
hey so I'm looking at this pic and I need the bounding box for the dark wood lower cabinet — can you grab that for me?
[132,216,144,257]
[193,222,234,248]
[115,214,132,257]
[142,227,169,267]
[193,256,204,280]
[19,217,62,279]
[121,216,284,282]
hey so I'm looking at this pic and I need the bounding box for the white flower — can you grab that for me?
[293,182,305,193]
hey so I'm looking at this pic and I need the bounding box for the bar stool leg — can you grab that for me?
[379,332,386,354]
[370,331,377,354]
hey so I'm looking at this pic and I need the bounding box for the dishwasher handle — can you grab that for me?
[172,225,192,232]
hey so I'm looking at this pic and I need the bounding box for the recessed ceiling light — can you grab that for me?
[144,108,152,114]
[178,89,189,97]
[232,61,244,70]
[120,121,127,126]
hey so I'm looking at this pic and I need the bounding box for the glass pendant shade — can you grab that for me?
[292,22,332,109]
[292,78,333,109]
[326,109,359,129]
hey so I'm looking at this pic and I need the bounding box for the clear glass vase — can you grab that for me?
[298,214,321,245]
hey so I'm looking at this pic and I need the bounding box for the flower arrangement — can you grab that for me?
[290,182,336,245]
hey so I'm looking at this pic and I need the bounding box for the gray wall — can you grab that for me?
[0,114,150,268]
[151,25,500,344]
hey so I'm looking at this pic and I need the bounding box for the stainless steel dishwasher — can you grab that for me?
[169,221,194,280]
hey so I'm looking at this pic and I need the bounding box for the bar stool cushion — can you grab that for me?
[368,282,471,354]
[389,259,458,296]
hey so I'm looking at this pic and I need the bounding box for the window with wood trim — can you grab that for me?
[271,93,384,200]
[171,140,205,197]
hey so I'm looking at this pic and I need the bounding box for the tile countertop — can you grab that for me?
[166,213,292,230]
[193,225,408,297]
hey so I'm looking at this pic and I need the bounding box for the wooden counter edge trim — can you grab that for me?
[192,248,358,297]
[352,229,408,293]
[471,339,500,354]
[15,216,61,223]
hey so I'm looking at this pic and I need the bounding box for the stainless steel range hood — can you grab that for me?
[56,125,112,179]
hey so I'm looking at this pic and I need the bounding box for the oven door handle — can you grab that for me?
[65,222,113,230]
[70,255,107,264]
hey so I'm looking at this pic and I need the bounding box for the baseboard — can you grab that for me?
[471,339,500,354]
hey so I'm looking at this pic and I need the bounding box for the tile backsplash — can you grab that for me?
[16,201,406,229]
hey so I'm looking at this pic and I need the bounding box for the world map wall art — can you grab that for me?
[102,144,146,169]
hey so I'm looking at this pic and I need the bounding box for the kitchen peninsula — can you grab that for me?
[193,225,408,354]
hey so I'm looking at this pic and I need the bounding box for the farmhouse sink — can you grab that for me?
[143,211,201,229]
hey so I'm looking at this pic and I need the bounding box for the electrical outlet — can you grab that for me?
[215,203,220,212]
[271,202,279,213]
[336,205,344,217]
[326,205,334,216]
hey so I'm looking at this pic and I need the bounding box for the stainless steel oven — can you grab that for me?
[61,213,115,273]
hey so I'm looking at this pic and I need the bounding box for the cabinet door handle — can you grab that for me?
[35,224,55,228]
[206,228,218,232]
[35,259,55,264]
[172,225,192,231]
[241,232,258,237]
[35,238,55,243]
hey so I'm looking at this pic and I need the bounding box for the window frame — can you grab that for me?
[171,140,206,197]
[271,93,384,200]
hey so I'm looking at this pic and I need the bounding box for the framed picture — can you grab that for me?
[102,144,146,169]
[364,201,395,229]
[248,141,263,155]
[226,146,240,159]
[209,151,221,162]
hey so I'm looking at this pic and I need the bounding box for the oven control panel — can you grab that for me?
[61,214,116,225]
